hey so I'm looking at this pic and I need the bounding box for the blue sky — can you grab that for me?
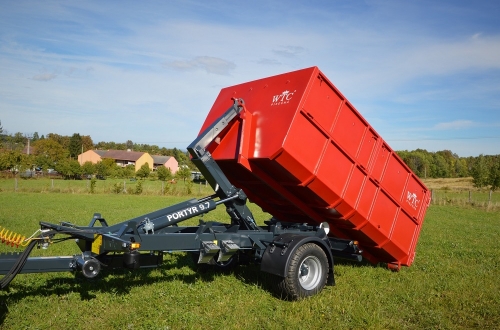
[1,0,499,157]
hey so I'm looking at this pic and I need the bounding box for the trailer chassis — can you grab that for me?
[0,99,362,300]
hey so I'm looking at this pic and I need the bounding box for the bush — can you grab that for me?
[90,178,96,194]
[186,180,193,195]
[136,163,151,180]
[157,166,172,182]
[161,181,171,195]
[112,182,122,194]
[134,180,143,195]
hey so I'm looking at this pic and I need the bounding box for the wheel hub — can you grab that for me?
[300,264,309,277]
[298,255,322,290]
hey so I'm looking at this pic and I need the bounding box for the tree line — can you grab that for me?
[0,122,194,181]
[0,121,498,189]
[396,149,499,190]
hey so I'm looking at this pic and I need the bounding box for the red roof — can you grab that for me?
[101,150,145,161]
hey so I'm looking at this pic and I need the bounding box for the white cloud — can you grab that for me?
[273,46,305,58]
[32,73,57,81]
[400,34,500,75]
[310,32,500,103]
[433,120,475,130]
[165,56,236,75]
[257,58,281,66]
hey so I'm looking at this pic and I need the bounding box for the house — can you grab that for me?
[78,150,107,164]
[78,149,154,172]
[151,155,179,174]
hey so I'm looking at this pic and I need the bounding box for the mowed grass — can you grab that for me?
[0,192,499,329]
[0,177,215,196]
[421,177,500,210]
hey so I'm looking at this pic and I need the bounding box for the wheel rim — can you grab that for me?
[298,255,322,290]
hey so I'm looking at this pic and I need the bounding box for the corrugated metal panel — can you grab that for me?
[198,67,431,267]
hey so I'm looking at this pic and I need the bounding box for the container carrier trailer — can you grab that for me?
[0,67,430,300]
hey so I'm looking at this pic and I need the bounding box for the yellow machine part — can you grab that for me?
[91,234,103,255]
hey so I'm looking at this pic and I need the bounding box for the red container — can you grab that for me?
[198,67,431,267]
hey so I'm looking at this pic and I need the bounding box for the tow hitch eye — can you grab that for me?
[76,256,101,279]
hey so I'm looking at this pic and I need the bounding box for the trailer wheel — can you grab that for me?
[277,243,329,300]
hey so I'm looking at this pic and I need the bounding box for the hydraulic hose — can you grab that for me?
[0,240,37,289]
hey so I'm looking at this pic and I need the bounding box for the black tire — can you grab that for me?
[276,243,329,300]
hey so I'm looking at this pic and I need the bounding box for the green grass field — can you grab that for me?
[3,176,499,207]
[422,177,500,204]
[1,191,499,329]
[0,177,214,196]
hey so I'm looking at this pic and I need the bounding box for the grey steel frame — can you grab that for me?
[0,98,362,287]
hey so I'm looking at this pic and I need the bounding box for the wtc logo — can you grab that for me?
[406,191,420,210]
[271,90,296,106]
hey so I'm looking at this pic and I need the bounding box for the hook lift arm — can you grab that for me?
[187,98,259,231]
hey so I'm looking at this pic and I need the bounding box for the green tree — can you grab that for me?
[489,156,500,191]
[126,140,134,150]
[432,153,450,178]
[13,132,25,144]
[96,160,110,178]
[47,133,70,150]
[156,166,172,182]
[69,133,82,158]
[32,138,68,166]
[471,154,489,189]
[56,159,82,179]
[436,150,456,177]
[455,158,469,177]
[69,159,82,179]
[94,141,108,150]
[118,164,135,179]
[81,135,94,153]
[21,154,36,173]
[172,148,193,168]
[0,151,35,175]
[176,166,191,182]
[0,151,11,171]
[398,150,427,178]
[136,162,151,179]
[94,158,115,178]
[81,161,96,177]
[0,151,22,172]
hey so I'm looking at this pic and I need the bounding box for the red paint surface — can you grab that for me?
[198,67,431,266]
